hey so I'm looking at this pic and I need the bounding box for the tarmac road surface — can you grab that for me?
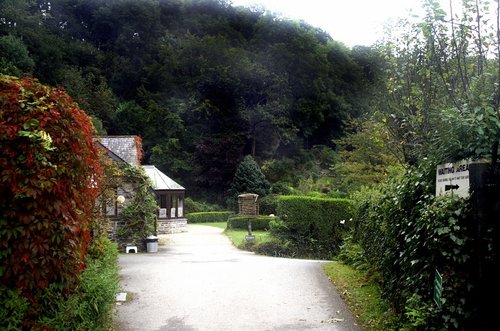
[114,224,361,331]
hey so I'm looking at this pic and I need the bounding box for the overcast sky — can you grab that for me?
[230,0,426,46]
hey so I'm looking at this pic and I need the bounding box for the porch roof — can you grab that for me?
[142,165,185,191]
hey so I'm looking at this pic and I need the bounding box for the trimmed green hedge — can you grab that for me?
[186,211,232,223]
[274,196,354,257]
[227,215,276,230]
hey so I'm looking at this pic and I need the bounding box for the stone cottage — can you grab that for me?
[95,135,187,238]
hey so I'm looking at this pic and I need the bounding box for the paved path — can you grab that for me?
[114,225,361,331]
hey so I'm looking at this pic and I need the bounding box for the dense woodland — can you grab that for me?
[0,0,378,203]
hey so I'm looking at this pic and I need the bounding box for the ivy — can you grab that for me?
[350,161,484,330]
[96,161,158,243]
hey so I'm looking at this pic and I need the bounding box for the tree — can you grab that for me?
[375,0,500,165]
[230,155,270,199]
[332,118,404,193]
[0,75,102,326]
[0,34,34,76]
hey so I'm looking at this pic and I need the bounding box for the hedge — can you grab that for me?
[274,196,354,256]
[349,163,490,330]
[227,215,276,231]
[186,211,232,223]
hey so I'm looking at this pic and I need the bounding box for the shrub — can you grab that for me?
[0,75,102,326]
[227,215,276,231]
[184,197,223,213]
[186,211,232,223]
[337,236,369,270]
[259,194,279,216]
[269,181,293,195]
[0,287,29,330]
[254,239,299,258]
[37,237,119,330]
[274,196,354,258]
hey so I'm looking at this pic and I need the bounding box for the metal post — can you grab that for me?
[248,218,252,235]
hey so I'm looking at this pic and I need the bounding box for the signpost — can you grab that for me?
[434,269,443,308]
[238,193,259,242]
[245,217,255,241]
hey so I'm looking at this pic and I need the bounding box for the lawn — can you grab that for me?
[199,222,271,249]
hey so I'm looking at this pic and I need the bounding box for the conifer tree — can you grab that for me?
[230,155,270,198]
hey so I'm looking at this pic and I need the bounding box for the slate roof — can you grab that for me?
[95,136,142,167]
[142,165,185,191]
[94,141,127,163]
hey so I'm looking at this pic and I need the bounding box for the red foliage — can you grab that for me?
[134,135,144,165]
[0,76,103,322]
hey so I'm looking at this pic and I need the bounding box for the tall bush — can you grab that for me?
[0,75,102,326]
[351,162,488,329]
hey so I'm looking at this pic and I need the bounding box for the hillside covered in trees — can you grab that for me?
[0,0,376,203]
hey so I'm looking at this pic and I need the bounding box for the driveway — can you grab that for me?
[114,224,361,331]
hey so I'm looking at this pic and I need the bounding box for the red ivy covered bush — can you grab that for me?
[0,75,102,323]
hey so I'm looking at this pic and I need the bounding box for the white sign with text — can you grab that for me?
[435,160,470,198]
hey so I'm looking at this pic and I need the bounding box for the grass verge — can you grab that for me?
[323,261,397,331]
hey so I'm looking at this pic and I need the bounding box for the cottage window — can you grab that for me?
[178,197,184,217]
[170,195,177,218]
[159,194,168,219]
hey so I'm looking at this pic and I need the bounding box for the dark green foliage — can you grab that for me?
[258,194,279,215]
[274,196,354,258]
[227,215,275,231]
[184,197,223,214]
[115,165,158,242]
[253,239,300,258]
[0,34,34,76]
[186,211,232,223]
[0,287,29,330]
[350,162,488,330]
[337,237,369,271]
[230,155,270,198]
